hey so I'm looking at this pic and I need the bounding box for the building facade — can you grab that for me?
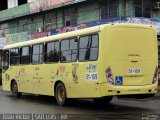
[0,0,160,65]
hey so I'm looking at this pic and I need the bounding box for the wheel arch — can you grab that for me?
[10,79,16,91]
[54,80,66,96]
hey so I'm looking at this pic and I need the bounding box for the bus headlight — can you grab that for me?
[106,66,114,85]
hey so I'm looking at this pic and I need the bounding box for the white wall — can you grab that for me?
[8,0,18,8]
[8,0,37,9]
[28,0,37,3]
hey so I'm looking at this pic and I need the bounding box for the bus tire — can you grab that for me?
[55,82,67,106]
[93,96,113,105]
[11,81,22,98]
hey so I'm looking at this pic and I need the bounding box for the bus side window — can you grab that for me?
[45,41,59,63]
[10,48,19,65]
[60,38,78,62]
[2,50,9,72]
[70,38,78,61]
[32,44,44,64]
[79,34,99,61]
[20,46,30,65]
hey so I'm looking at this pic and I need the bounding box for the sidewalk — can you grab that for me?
[0,85,2,91]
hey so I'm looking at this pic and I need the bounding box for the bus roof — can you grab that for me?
[3,23,155,50]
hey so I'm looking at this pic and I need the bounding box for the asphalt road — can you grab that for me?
[0,86,160,120]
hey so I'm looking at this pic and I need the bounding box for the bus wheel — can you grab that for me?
[55,83,67,106]
[11,81,22,98]
[93,96,113,105]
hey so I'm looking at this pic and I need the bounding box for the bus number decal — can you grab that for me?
[86,64,98,81]
[86,73,98,80]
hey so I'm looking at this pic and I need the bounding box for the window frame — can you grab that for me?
[60,37,78,63]
[2,50,9,72]
[78,33,99,62]
[101,0,119,19]
[10,48,20,66]
[18,19,28,32]
[20,46,31,65]
[134,0,151,18]
[63,8,77,27]
[45,40,60,64]
[44,12,57,30]
[31,43,44,65]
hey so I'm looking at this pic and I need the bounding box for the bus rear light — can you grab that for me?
[106,66,114,85]
[107,73,112,78]
[152,67,158,84]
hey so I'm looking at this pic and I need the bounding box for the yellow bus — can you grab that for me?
[2,24,158,105]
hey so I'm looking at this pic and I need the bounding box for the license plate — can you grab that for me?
[128,68,141,74]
